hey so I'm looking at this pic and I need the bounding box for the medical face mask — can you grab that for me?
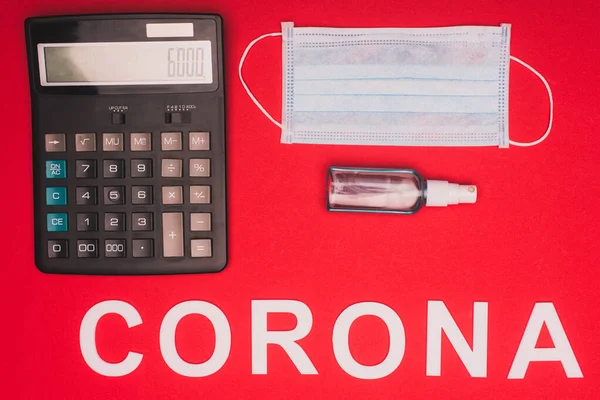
[239,22,553,148]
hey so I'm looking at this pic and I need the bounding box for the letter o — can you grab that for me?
[332,302,405,379]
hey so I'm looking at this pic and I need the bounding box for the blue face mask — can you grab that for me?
[239,22,553,148]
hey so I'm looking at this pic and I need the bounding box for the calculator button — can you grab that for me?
[45,133,66,152]
[76,187,97,205]
[77,239,99,258]
[76,160,97,178]
[131,159,152,178]
[46,160,66,179]
[190,159,210,177]
[189,132,210,150]
[132,239,154,258]
[104,186,125,205]
[132,212,153,231]
[77,213,98,231]
[111,112,126,125]
[190,213,211,231]
[161,132,182,151]
[105,239,126,258]
[47,213,68,232]
[103,133,124,151]
[162,186,183,204]
[103,159,125,178]
[48,239,68,258]
[190,185,210,204]
[130,133,152,151]
[162,212,184,257]
[75,133,96,152]
[105,213,126,231]
[162,159,182,177]
[191,239,212,258]
[132,186,153,205]
[46,187,67,206]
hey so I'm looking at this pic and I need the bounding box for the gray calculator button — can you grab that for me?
[105,239,126,258]
[45,133,66,152]
[104,186,125,205]
[191,239,212,258]
[48,239,68,258]
[130,133,151,151]
[132,239,154,258]
[189,132,210,150]
[161,159,182,177]
[161,132,182,151]
[190,185,210,204]
[77,239,98,258]
[75,133,96,152]
[76,160,97,178]
[189,159,210,177]
[104,213,126,231]
[131,159,152,178]
[103,159,125,178]
[190,213,211,231]
[76,186,97,205]
[103,133,124,151]
[132,186,153,205]
[162,212,183,257]
[162,186,183,204]
[77,213,98,231]
[132,212,153,231]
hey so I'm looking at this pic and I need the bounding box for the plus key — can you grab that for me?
[162,212,183,257]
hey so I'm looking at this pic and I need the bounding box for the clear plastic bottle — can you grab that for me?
[327,167,477,214]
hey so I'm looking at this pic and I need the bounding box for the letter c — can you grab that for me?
[79,300,143,376]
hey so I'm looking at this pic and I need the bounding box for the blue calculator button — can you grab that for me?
[46,187,67,205]
[47,213,68,232]
[46,160,67,178]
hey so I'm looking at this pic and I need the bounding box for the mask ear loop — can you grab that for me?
[238,32,282,128]
[508,56,554,147]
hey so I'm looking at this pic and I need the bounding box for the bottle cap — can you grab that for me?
[425,180,477,207]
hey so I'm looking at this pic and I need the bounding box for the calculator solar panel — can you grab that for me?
[25,14,227,274]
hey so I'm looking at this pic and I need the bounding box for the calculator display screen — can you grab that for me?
[37,41,213,86]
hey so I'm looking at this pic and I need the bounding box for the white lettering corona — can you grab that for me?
[79,300,582,379]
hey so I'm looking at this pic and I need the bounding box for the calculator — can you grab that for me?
[25,13,227,274]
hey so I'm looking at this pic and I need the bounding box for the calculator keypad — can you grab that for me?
[41,131,216,266]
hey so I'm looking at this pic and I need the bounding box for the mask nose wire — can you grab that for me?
[508,56,554,147]
[238,32,283,128]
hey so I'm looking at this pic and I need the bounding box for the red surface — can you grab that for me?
[2,0,600,398]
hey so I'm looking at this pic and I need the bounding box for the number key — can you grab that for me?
[105,239,126,258]
[103,159,125,178]
[132,212,153,231]
[77,213,98,231]
[77,239,98,258]
[104,187,125,205]
[76,187,97,205]
[76,160,97,178]
[104,212,125,231]
[131,159,152,178]
[132,186,153,205]
[47,239,68,258]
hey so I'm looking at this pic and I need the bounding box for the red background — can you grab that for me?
[2,0,600,398]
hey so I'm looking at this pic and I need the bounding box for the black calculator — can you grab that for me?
[25,13,227,274]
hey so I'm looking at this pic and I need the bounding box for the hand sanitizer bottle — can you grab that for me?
[327,166,477,214]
